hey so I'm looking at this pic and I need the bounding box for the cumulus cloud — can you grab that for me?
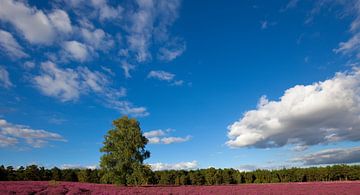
[227,68,360,149]
[293,147,360,165]
[149,160,198,171]
[0,66,13,88]
[48,9,72,34]
[0,29,28,59]
[0,0,71,44]
[144,129,191,144]
[62,41,90,62]
[0,118,65,148]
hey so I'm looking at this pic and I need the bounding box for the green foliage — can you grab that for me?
[51,167,62,181]
[24,165,41,181]
[1,164,360,185]
[99,116,150,185]
[62,169,78,182]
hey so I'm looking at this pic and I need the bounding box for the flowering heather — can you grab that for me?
[0,181,359,195]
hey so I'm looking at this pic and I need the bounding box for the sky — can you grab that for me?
[1,0,360,171]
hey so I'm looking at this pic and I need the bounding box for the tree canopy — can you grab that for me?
[99,116,151,185]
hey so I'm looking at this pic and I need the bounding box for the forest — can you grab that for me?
[0,164,359,185]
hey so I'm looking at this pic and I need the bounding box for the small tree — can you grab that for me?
[99,116,150,185]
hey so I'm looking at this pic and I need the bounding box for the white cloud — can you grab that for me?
[147,70,175,81]
[144,129,191,144]
[0,118,66,148]
[237,164,291,172]
[0,66,13,88]
[80,28,114,51]
[0,134,18,147]
[0,29,28,58]
[33,61,149,117]
[91,0,123,21]
[260,20,276,30]
[33,61,110,101]
[334,33,360,55]
[147,137,161,144]
[125,0,155,63]
[147,70,184,86]
[62,41,90,62]
[227,68,360,149]
[158,40,186,61]
[143,129,166,138]
[149,160,198,171]
[106,99,149,117]
[78,66,109,93]
[293,146,360,165]
[161,136,191,144]
[48,9,72,34]
[34,61,81,101]
[61,164,97,170]
[23,61,35,70]
[0,0,70,44]
[121,61,135,78]
[124,0,183,63]
[171,80,184,86]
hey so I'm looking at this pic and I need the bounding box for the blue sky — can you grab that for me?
[1,0,360,171]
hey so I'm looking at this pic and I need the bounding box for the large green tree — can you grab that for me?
[99,116,150,185]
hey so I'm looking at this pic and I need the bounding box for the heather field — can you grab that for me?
[0,181,359,195]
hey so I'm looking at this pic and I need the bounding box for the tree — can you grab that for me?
[51,167,62,181]
[0,165,7,181]
[99,116,150,185]
[24,165,40,181]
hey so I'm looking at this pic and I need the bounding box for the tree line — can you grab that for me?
[2,116,359,185]
[0,164,359,185]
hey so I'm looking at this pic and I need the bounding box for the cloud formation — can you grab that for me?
[0,0,71,44]
[33,61,83,101]
[144,129,191,144]
[0,66,13,88]
[0,29,28,58]
[293,147,360,165]
[62,41,91,62]
[227,68,360,149]
[61,164,97,170]
[0,0,185,117]
[0,118,65,148]
[33,61,148,116]
[148,70,175,81]
[149,160,198,171]
[147,70,184,86]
